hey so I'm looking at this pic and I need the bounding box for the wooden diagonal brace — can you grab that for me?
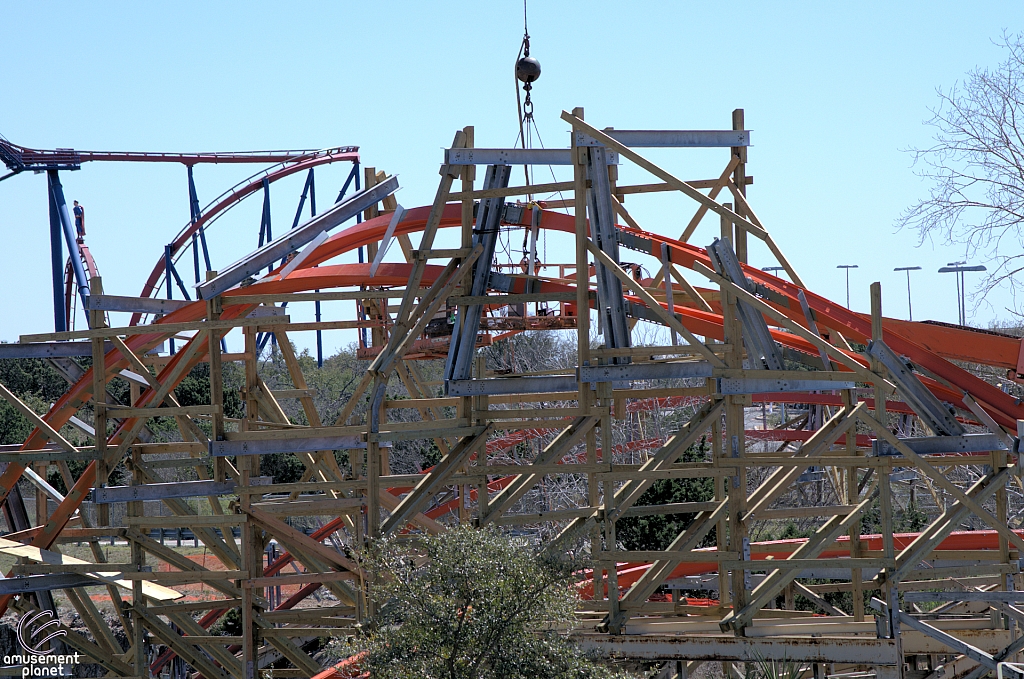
[859,410,1024,554]
[610,400,724,520]
[560,111,767,240]
[884,465,1015,583]
[678,156,742,242]
[381,424,493,534]
[243,505,360,575]
[481,416,599,526]
[135,604,233,679]
[610,499,731,630]
[742,404,864,522]
[721,494,873,631]
[587,240,724,367]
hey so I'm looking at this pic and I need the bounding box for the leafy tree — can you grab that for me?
[616,440,714,551]
[0,356,72,404]
[0,400,33,447]
[258,453,305,485]
[336,527,632,679]
[175,363,244,419]
[898,33,1024,308]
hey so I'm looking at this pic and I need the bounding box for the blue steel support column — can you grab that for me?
[48,177,66,332]
[200,226,212,274]
[291,169,315,230]
[308,169,324,367]
[189,166,213,272]
[354,163,367,350]
[188,165,211,278]
[334,163,358,203]
[192,233,200,283]
[259,177,272,245]
[47,171,90,317]
[187,166,202,225]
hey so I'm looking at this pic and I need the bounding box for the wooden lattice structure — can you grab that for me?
[3,107,1024,679]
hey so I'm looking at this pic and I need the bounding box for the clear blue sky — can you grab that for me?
[2,2,1022,356]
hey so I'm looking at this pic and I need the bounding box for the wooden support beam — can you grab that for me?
[20,315,287,343]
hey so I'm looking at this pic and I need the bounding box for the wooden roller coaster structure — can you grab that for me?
[3,107,1024,679]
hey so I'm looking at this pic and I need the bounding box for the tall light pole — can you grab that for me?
[937,262,986,325]
[836,265,858,308]
[894,266,921,321]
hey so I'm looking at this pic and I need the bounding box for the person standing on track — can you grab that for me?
[73,200,85,243]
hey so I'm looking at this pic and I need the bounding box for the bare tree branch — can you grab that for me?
[898,32,1024,312]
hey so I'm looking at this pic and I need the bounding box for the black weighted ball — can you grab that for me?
[515,56,541,84]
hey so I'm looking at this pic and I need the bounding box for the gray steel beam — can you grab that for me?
[90,477,272,503]
[210,435,388,456]
[444,148,619,166]
[578,362,713,383]
[444,165,512,384]
[446,375,578,396]
[707,238,784,370]
[573,129,752,148]
[0,574,96,594]
[197,175,399,299]
[718,378,856,394]
[574,634,899,664]
[586,146,632,359]
[873,433,1007,457]
[867,339,967,437]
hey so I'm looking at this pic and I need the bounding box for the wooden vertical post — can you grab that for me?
[731,110,748,264]
[206,271,226,482]
[363,169,384,352]
[241,325,261,679]
[712,414,728,610]
[466,356,488,525]
[367,376,383,539]
[871,282,887,426]
[872,281,901,672]
[720,205,748,634]
[844,388,865,621]
[872,285,891,568]
[128,448,145,678]
[461,126,475,250]
[996,446,1010,583]
[90,277,109,528]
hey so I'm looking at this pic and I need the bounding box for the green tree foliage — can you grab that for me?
[337,527,632,679]
[616,440,713,551]
[0,357,71,404]
[0,358,71,446]
[258,453,305,485]
[175,363,244,419]
[860,496,929,535]
[0,400,33,447]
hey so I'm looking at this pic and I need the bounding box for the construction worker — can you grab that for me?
[73,201,85,243]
